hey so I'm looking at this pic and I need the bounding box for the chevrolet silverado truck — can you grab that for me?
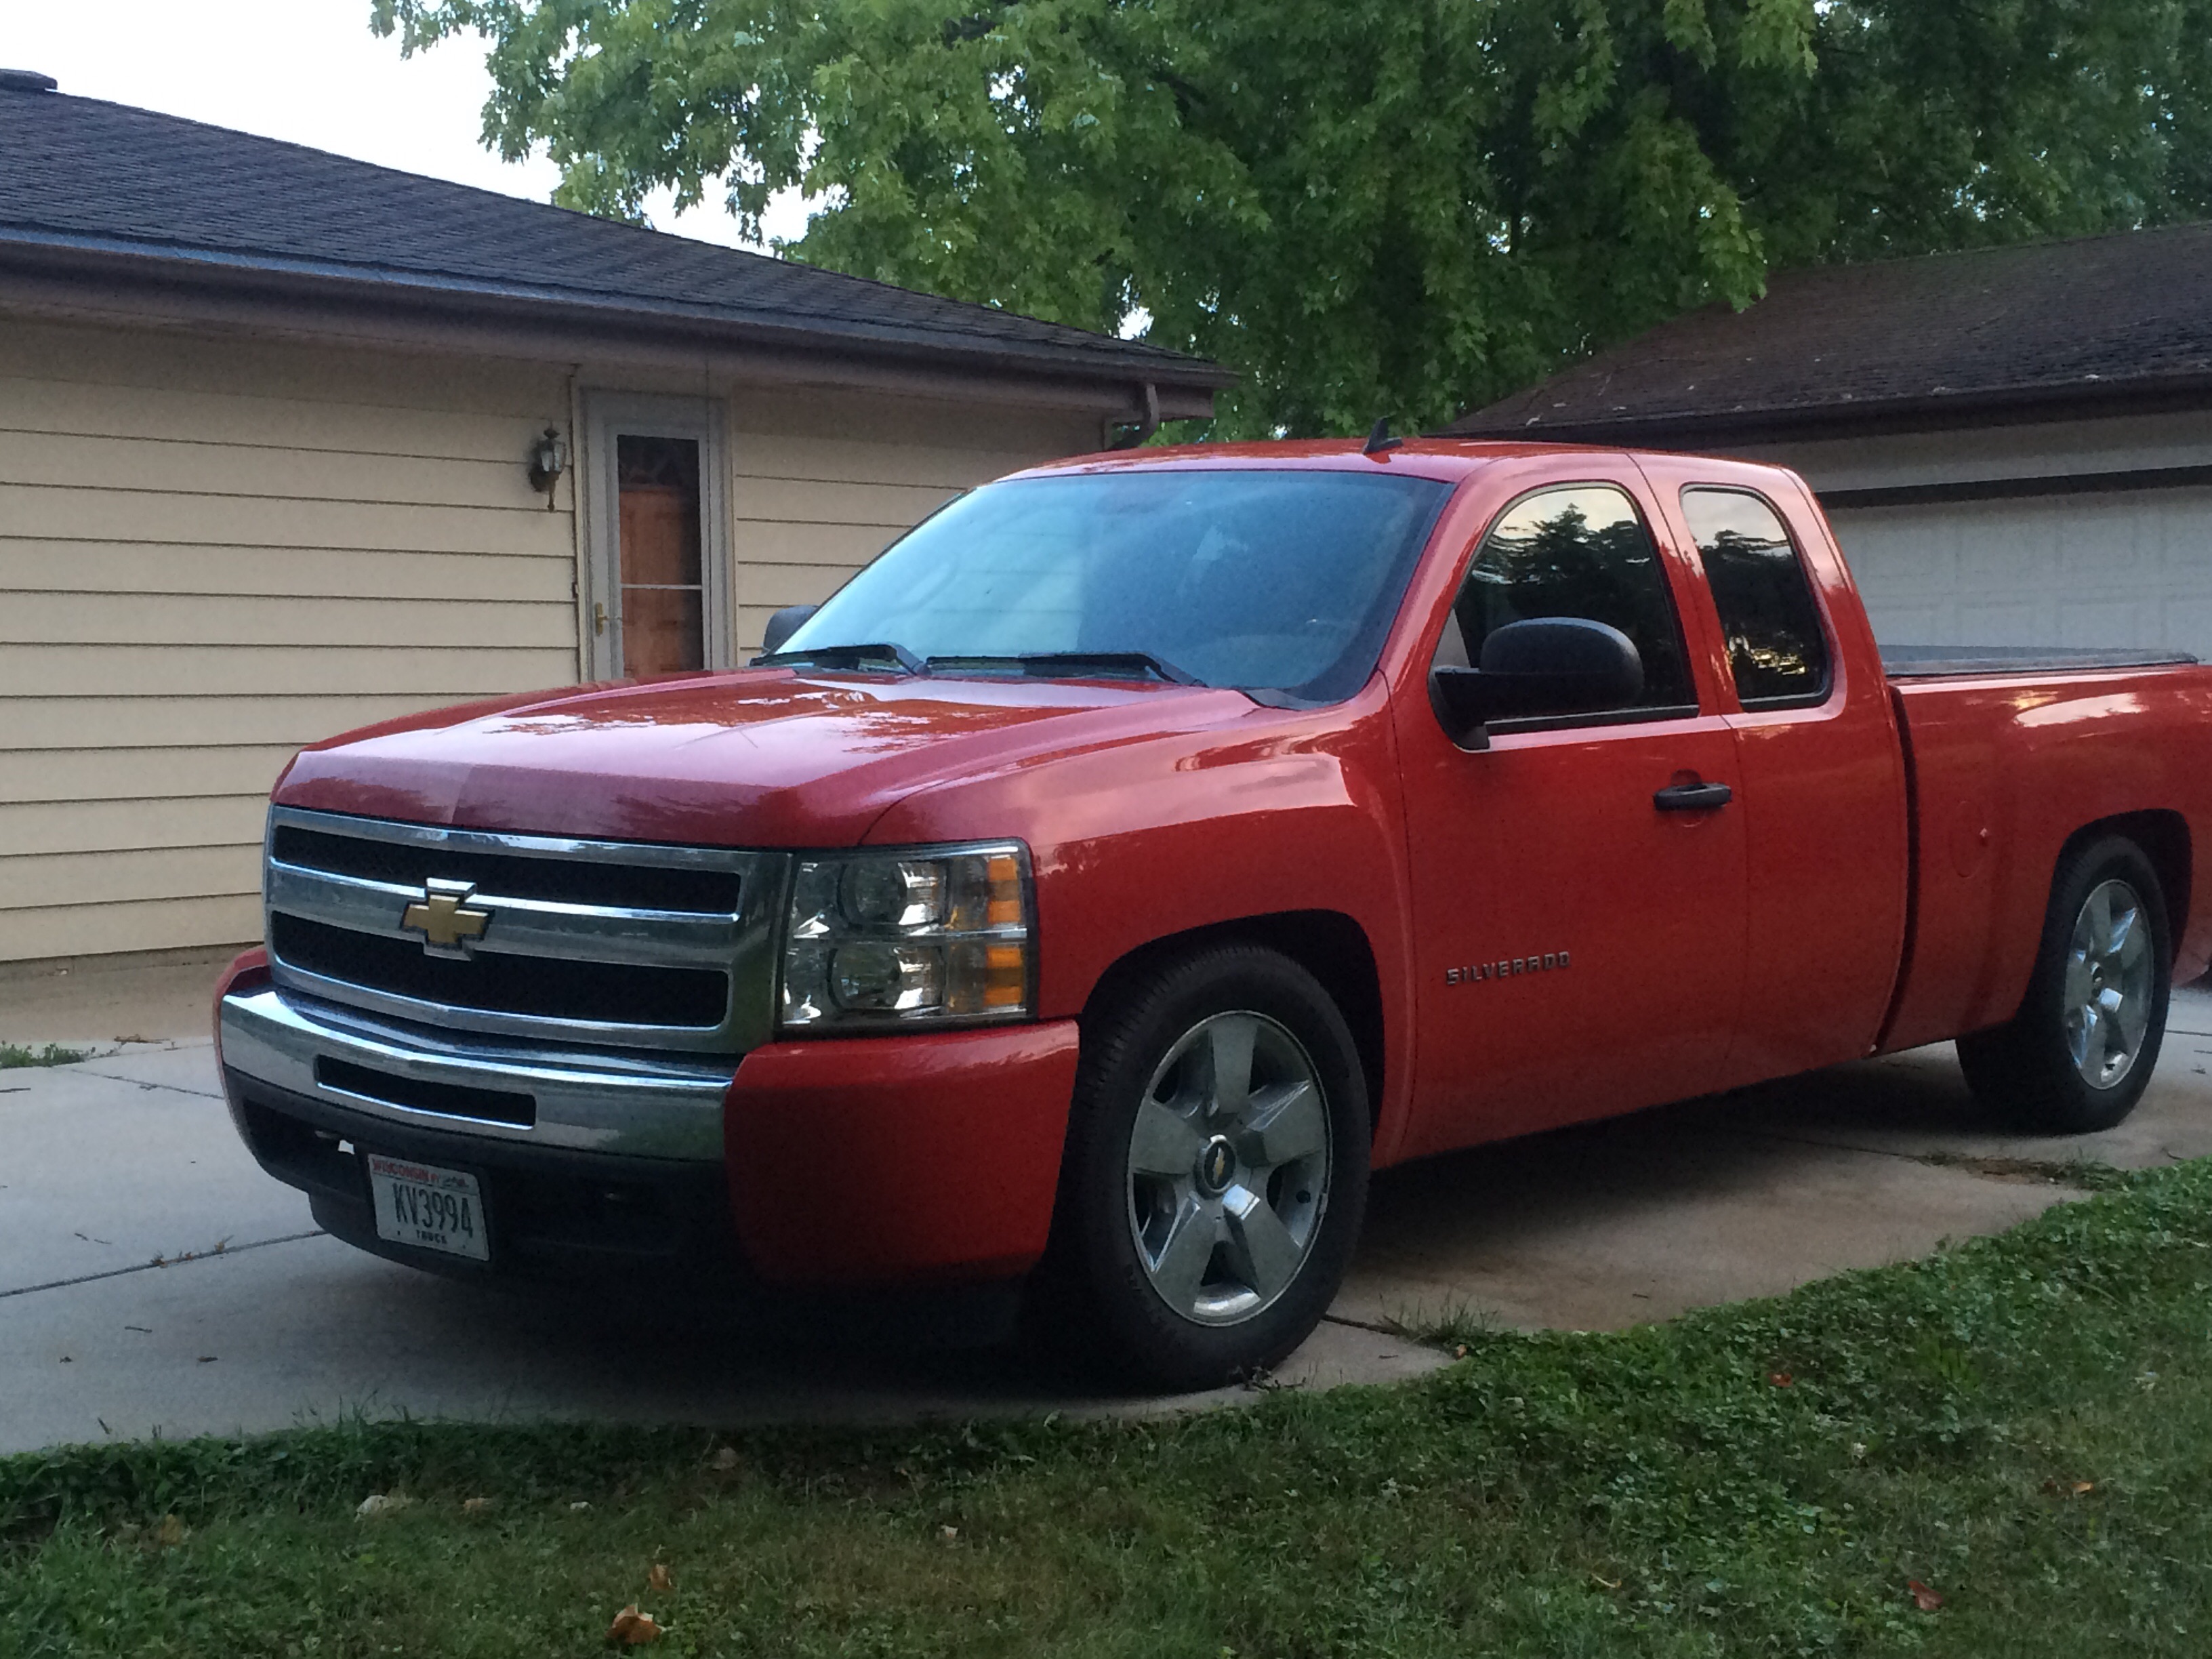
[214,440,2212,1389]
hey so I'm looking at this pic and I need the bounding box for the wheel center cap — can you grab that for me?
[1195,1136,1236,1196]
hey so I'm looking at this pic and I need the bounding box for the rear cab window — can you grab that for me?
[1679,488,1832,707]
[1434,483,1698,723]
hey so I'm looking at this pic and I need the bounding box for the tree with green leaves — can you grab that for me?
[371,1,2212,437]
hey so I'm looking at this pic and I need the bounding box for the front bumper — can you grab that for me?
[219,982,735,1161]
[213,954,1081,1293]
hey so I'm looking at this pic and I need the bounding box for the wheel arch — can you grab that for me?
[2060,809,2192,958]
[1078,910,1389,1136]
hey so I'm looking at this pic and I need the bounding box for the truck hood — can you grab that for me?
[275,669,1258,846]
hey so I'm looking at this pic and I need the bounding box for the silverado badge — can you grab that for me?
[401,878,492,956]
[1446,951,1570,985]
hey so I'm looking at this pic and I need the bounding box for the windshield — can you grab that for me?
[773,468,1455,704]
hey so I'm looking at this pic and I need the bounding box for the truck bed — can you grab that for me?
[1878,654,2212,1054]
[1883,644,2198,678]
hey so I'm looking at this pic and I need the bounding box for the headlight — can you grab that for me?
[779,842,1034,1030]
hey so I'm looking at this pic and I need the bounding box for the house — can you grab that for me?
[0,69,1227,966]
[1450,224,2212,663]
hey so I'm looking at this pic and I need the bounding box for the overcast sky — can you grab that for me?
[3,0,808,248]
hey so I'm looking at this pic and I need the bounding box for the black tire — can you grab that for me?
[1957,834,2171,1133]
[1040,944,1370,1392]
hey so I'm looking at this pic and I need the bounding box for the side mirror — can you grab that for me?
[758,603,820,657]
[1429,617,1645,749]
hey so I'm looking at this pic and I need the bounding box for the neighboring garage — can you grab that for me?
[0,71,1225,966]
[1450,223,2212,660]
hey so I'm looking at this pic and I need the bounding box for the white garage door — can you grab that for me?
[1828,487,2212,662]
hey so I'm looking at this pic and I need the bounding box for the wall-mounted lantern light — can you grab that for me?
[527,426,570,509]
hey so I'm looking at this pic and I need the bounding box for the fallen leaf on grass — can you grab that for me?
[571,1500,593,1512]
[155,1515,188,1548]
[2072,1481,2095,1496]
[462,1497,495,1515]
[1906,1580,1944,1612]
[648,1563,673,1592]
[606,1605,663,1645]
[1766,1371,1794,1387]
[1592,1574,1622,1591]
[356,1493,411,1519]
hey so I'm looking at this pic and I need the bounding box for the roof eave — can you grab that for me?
[1452,371,2212,448]
[0,227,1236,399]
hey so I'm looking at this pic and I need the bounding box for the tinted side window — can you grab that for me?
[1446,485,1694,710]
[1681,489,1831,705]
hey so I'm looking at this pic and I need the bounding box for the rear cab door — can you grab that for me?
[1390,457,1750,1158]
[1635,454,1911,1086]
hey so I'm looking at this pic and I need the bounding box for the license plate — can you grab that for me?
[366,1153,489,1262]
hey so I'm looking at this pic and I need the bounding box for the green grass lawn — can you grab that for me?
[7,1163,2212,1658]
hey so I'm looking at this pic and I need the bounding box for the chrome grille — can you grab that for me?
[263,806,783,1054]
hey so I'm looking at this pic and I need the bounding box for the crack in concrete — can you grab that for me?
[1723,1122,2062,1173]
[1318,1311,1404,1336]
[0,1231,325,1302]
[64,1069,225,1103]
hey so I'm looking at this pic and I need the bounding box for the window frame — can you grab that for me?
[1677,485,1836,712]
[1435,478,1704,735]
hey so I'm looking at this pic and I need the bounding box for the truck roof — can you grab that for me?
[1008,436,1663,487]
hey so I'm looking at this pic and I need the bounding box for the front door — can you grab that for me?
[1395,476,1749,1158]
[583,396,729,680]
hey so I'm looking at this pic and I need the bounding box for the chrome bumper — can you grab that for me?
[218,987,737,1162]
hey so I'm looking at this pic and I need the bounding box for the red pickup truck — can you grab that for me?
[215,441,2212,1389]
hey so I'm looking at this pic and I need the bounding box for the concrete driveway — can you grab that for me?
[5,950,2210,1454]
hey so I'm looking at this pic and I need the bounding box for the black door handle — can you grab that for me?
[1654,781,1734,812]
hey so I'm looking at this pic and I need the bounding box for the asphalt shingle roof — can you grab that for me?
[1450,222,2212,441]
[0,79,1224,387]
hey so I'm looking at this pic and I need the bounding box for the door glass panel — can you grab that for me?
[1680,488,1830,705]
[1446,485,1694,710]
[616,435,705,675]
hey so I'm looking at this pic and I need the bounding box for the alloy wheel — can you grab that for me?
[2065,877,2155,1089]
[1124,1010,1332,1326]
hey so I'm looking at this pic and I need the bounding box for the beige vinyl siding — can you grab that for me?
[0,320,579,964]
[1,314,1133,966]
[727,401,1100,653]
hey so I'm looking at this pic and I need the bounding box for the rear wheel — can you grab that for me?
[1044,945,1370,1391]
[1957,835,2171,1133]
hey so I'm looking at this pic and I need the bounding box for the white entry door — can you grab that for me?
[581,394,731,679]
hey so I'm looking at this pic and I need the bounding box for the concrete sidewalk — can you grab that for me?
[5,962,2209,1452]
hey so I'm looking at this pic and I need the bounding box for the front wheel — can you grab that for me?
[1957,834,2171,1133]
[1044,945,1370,1391]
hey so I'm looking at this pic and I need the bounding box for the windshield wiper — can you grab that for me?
[754,642,928,676]
[924,651,1200,685]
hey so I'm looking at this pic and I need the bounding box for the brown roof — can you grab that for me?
[1448,222,2212,443]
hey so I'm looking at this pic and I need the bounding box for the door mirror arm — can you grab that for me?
[758,603,821,657]
[1429,667,1494,751]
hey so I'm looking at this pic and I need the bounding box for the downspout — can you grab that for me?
[1106,380,1160,450]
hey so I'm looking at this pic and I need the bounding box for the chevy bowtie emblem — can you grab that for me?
[401,878,491,956]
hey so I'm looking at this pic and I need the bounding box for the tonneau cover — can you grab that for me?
[1883,644,2199,678]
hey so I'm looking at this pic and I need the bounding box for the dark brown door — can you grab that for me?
[615,435,705,676]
